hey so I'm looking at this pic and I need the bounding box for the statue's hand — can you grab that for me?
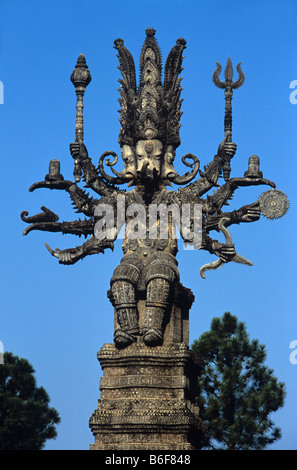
[212,239,236,263]
[45,243,80,265]
[218,243,236,263]
[240,201,261,222]
[217,133,237,161]
[224,141,237,160]
[230,176,276,188]
[70,142,88,161]
[55,249,75,265]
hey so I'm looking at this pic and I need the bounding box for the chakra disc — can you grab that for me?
[258,189,289,220]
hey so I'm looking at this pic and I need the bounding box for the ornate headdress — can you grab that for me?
[98,29,199,186]
[114,28,186,149]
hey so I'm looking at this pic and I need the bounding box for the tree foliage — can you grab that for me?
[191,312,285,450]
[0,352,60,450]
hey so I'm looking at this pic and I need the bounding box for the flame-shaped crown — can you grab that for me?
[114,28,186,148]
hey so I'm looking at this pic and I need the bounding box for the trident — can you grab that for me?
[70,54,92,182]
[213,57,245,181]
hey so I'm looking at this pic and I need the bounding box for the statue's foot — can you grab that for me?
[114,329,137,348]
[143,328,163,346]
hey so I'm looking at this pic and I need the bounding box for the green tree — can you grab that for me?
[191,312,285,450]
[0,352,60,450]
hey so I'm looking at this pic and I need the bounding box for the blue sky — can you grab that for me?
[0,0,296,450]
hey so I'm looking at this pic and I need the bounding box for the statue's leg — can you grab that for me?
[110,256,142,347]
[143,256,179,346]
[111,280,139,347]
[143,277,171,346]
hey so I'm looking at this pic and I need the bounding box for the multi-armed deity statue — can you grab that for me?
[22,28,289,450]
[22,29,288,349]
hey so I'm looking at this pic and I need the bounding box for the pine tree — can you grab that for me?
[0,352,60,450]
[191,312,285,450]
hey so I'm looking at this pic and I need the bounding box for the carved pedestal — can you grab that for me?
[89,284,203,450]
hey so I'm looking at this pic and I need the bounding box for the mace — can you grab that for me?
[70,53,92,182]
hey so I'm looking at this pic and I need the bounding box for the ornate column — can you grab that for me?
[89,283,203,450]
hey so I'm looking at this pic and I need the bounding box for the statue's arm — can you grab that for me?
[45,235,115,265]
[66,182,101,216]
[199,232,236,263]
[43,192,121,265]
[204,201,262,234]
[179,136,237,198]
[70,142,120,197]
[202,173,275,215]
[22,185,121,264]
[198,198,267,279]
[28,156,100,217]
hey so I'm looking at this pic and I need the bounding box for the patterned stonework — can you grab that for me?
[89,338,203,450]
